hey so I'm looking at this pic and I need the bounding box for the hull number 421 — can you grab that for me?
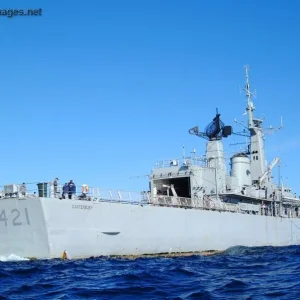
[0,208,30,226]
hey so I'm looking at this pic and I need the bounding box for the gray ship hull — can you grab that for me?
[1,197,300,259]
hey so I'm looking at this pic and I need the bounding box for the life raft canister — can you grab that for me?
[82,184,89,193]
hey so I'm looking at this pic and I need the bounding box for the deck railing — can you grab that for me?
[0,182,150,205]
[1,182,299,218]
[151,195,240,213]
[154,156,206,169]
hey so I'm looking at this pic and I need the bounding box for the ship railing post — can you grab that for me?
[166,196,170,206]
[170,196,178,206]
[178,197,182,207]
[194,197,197,208]
[158,196,162,205]
[172,196,176,207]
[171,196,176,206]
[146,193,149,203]
[147,192,150,203]
[117,190,122,201]
[49,181,54,198]
[162,196,166,206]
[197,197,201,209]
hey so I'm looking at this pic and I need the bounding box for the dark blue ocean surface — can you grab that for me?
[1,246,300,299]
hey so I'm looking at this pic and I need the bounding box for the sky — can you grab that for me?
[0,0,300,194]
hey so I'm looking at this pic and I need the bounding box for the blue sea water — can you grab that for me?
[1,246,300,299]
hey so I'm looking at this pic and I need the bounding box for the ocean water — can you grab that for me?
[1,246,300,299]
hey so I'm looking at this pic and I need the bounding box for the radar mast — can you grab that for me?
[243,66,266,182]
[244,65,255,129]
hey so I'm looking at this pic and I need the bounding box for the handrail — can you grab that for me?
[1,182,300,218]
[154,156,206,169]
[151,195,240,213]
[0,182,150,205]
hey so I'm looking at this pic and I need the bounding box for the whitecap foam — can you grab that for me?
[0,254,29,262]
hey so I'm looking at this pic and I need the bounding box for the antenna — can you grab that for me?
[244,65,252,98]
[191,149,196,157]
[231,119,250,138]
[182,145,185,158]
[278,161,281,186]
[263,116,284,134]
[129,174,150,180]
[234,119,248,131]
[243,65,255,129]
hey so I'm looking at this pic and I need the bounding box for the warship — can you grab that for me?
[1,67,300,259]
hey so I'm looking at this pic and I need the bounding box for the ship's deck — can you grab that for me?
[1,182,300,219]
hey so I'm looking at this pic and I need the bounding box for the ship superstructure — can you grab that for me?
[150,66,299,218]
[0,67,300,259]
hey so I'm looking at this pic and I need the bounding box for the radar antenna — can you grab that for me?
[189,109,232,140]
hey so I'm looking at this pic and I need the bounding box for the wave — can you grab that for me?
[0,254,29,262]
[1,245,300,299]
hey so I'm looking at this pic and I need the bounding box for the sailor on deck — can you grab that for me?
[68,180,76,199]
[62,183,69,199]
[54,177,59,197]
[19,183,27,197]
